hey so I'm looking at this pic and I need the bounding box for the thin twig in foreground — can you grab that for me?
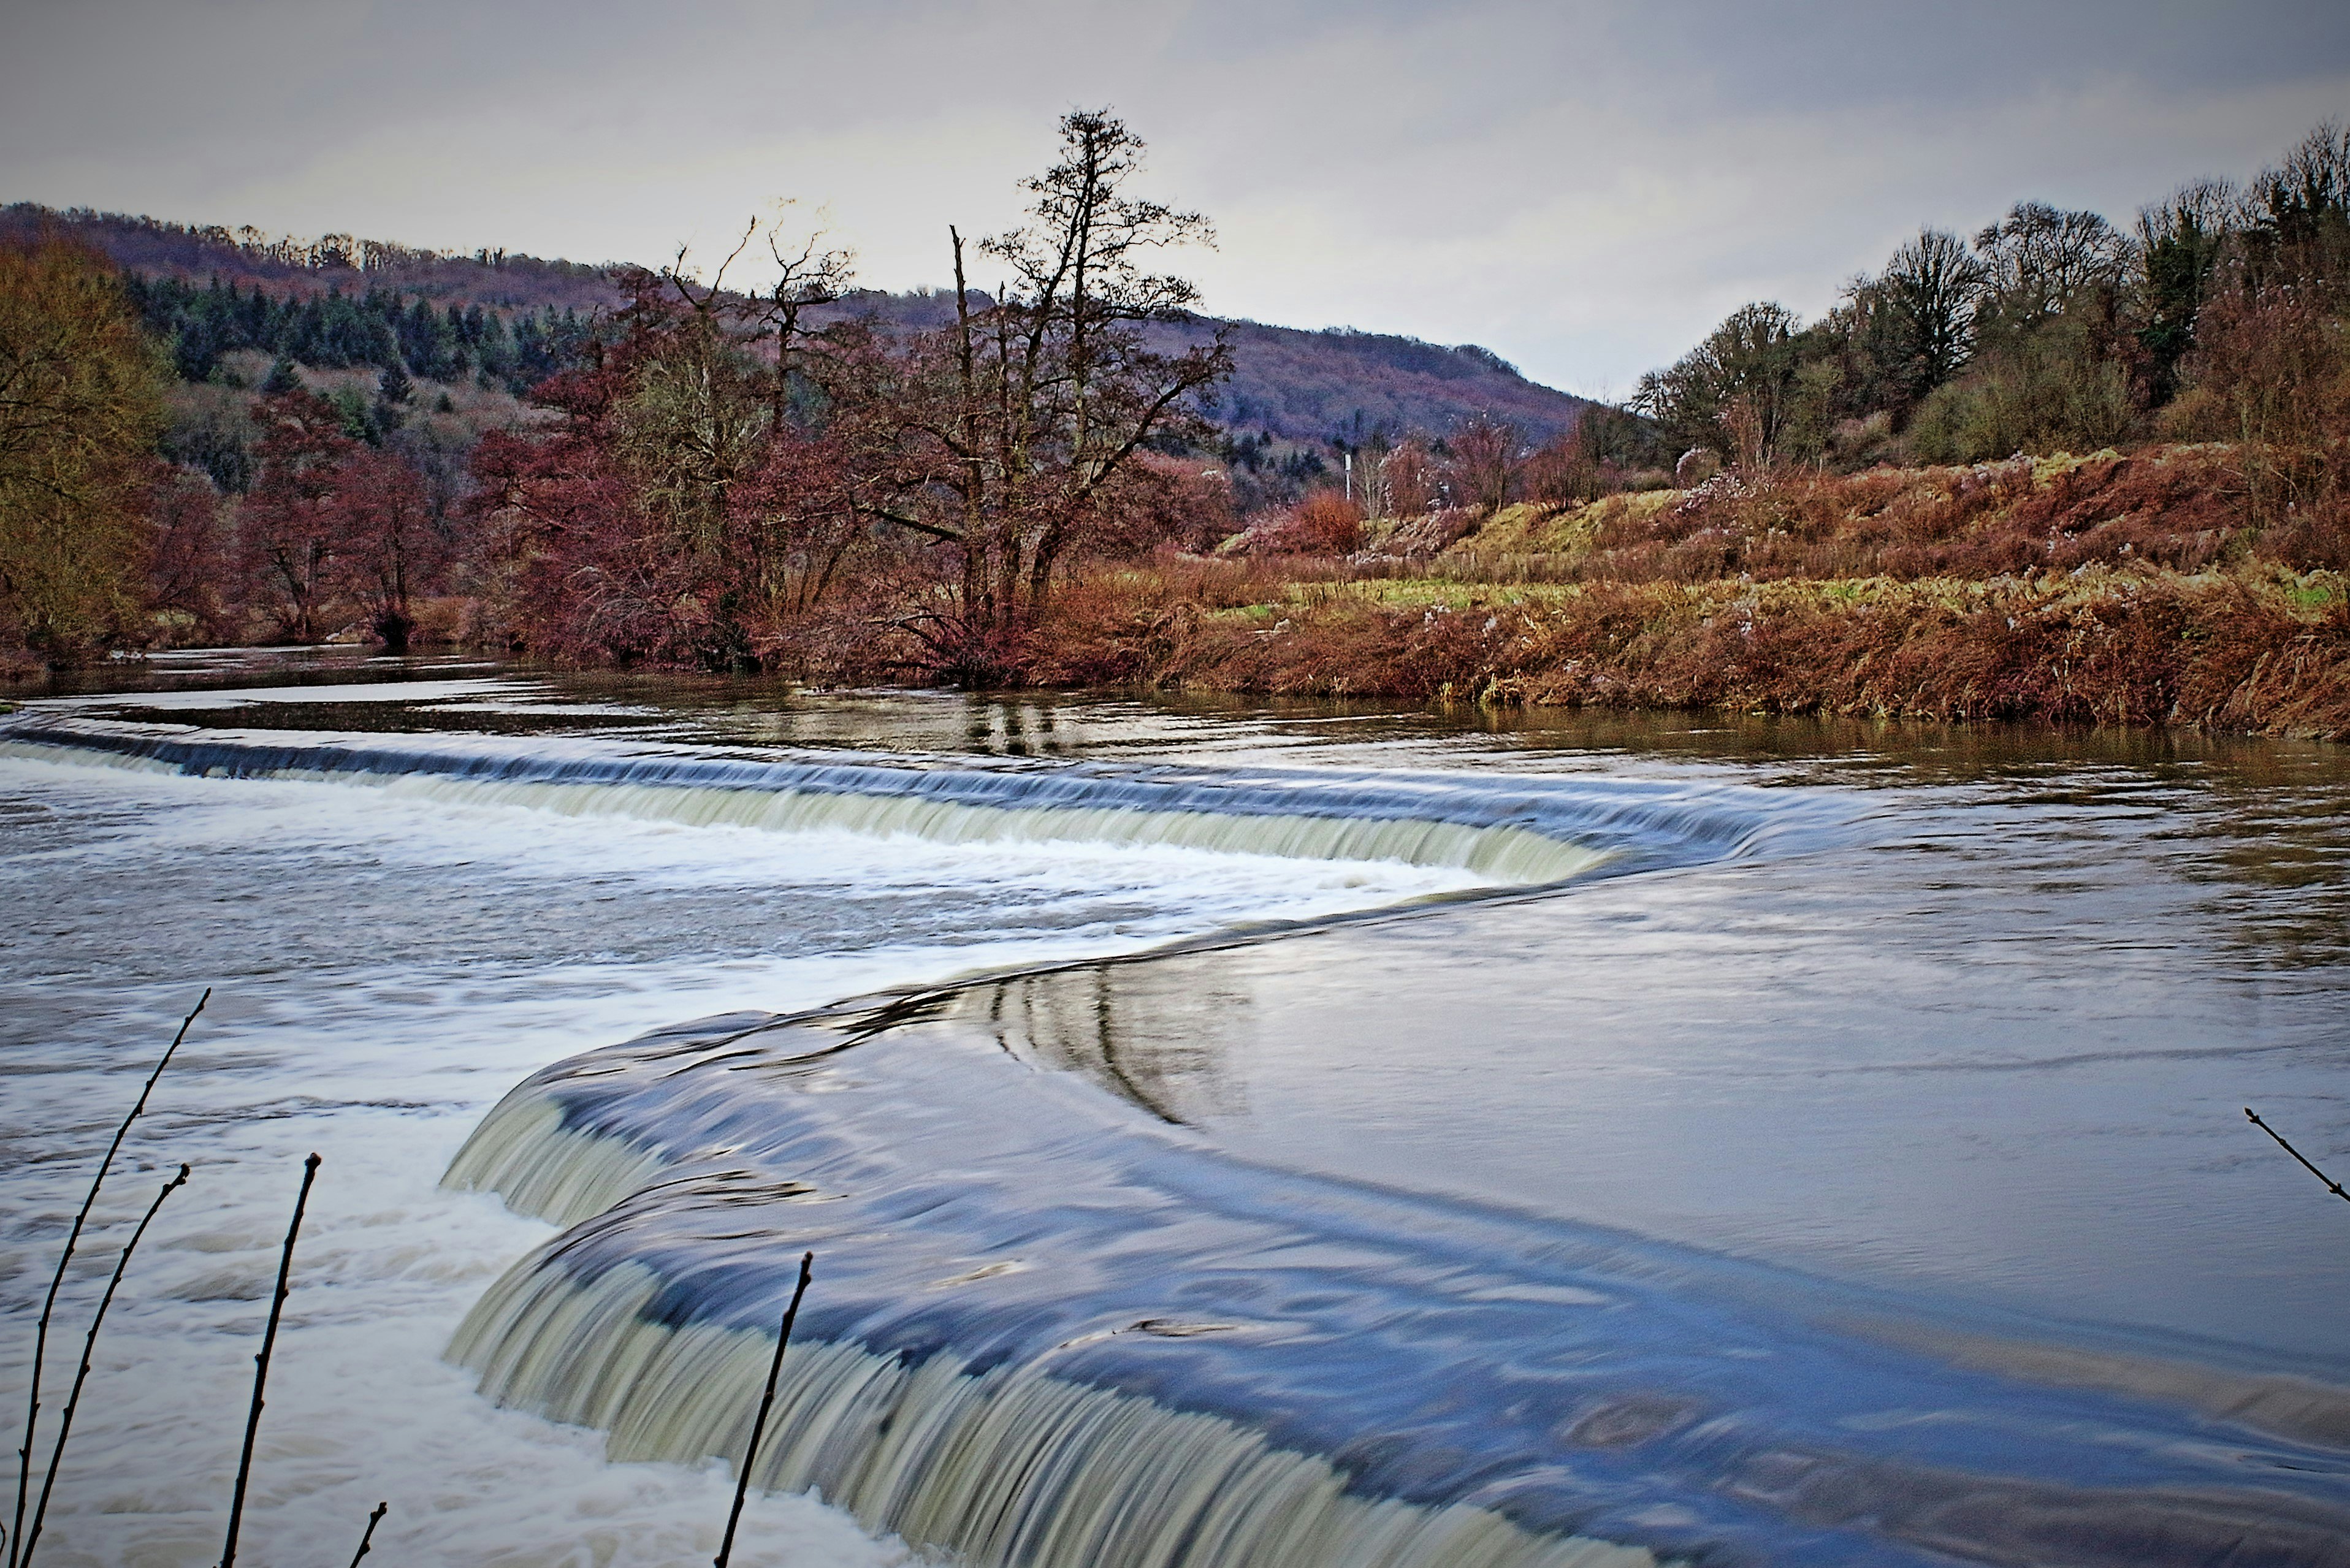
[347,1500,387,1567]
[2246,1108,2350,1204]
[218,1152,320,1568]
[18,1164,190,1568]
[714,1251,815,1568]
[11,989,207,1568]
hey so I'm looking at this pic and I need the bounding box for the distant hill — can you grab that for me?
[0,204,614,313]
[1187,321,1584,445]
[4,203,1590,444]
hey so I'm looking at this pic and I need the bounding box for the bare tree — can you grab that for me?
[2250,120,2350,272]
[1444,414,1525,512]
[603,215,864,663]
[1632,301,1804,462]
[1378,438,1442,517]
[1974,202,2133,335]
[239,390,356,642]
[750,209,856,433]
[1875,227,1987,397]
[328,447,444,651]
[1822,229,1989,419]
[869,109,1232,676]
[618,229,769,571]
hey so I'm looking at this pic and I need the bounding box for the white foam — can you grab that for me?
[37,677,542,709]
[0,752,1489,1566]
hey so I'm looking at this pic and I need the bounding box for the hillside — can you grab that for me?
[1178,322,1581,445]
[2,204,1589,444]
[0,205,614,313]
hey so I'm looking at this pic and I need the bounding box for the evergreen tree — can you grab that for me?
[173,308,226,381]
[329,384,374,443]
[2137,182,2237,405]
[116,265,592,391]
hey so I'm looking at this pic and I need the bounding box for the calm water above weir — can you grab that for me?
[3,650,2348,1567]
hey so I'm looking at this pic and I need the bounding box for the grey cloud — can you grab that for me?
[4,0,2344,392]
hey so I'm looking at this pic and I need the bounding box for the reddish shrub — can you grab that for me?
[1242,491,1362,555]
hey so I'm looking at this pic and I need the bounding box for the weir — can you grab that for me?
[0,714,1828,886]
[18,674,2350,1568]
[441,1003,2350,1568]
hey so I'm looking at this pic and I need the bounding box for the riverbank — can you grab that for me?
[12,449,2346,739]
[1024,449,2350,739]
[1026,562,2350,737]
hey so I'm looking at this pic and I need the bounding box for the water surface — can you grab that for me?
[4,654,2347,1566]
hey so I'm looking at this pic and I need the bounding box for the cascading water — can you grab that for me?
[10,672,2350,1568]
[0,711,1828,888]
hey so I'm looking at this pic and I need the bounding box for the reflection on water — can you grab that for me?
[948,783,2350,1363]
[980,964,1251,1125]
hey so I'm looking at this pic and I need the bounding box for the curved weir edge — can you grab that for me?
[441,1084,1661,1568]
[438,1018,2350,1568]
[4,718,1844,885]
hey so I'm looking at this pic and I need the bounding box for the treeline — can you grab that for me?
[466,110,1233,679]
[1631,122,2350,478]
[0,246,581,658]
[1286,118,2350,555]
[0,241,468,657]
[121,273,595,393]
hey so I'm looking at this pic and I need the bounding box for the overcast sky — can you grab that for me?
[6,1,2346,395]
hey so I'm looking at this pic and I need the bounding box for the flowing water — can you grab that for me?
[2,650,2348,1566]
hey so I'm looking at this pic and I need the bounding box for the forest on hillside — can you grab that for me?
[2,200,1587,477]
[3,115,2348,734]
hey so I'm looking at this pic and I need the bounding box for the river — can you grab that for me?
[3,649,2346,1566]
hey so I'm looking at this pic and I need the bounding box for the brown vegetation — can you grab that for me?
[1012,452,2350,739]
[1237,491,1362,555]
[1026,563,2350,739]
[1517,451,2257,585]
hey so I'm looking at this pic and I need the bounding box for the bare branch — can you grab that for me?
[12,990,206,1568]
[713,1253,814,1568]
[20,1165,189,1568]
[218,1152,322,1568]
[2246,1108,2350,1204]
